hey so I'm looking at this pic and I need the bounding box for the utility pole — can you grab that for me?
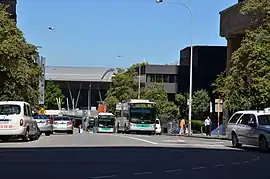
[138,64,141,99]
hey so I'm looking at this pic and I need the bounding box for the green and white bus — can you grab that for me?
[95,113,115,133]
[115,99,157,134]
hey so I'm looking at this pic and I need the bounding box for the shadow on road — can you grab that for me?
[0,146,268,179]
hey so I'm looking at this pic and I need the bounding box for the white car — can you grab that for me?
[53,116,74,134]
[0,101,40,142]
[155,118,162,135]
[226,109,270,151]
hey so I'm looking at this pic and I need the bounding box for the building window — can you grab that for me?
[150,75,155,82]
[156,74,163,83]
[169,75,176,83]
[163,75,169,83]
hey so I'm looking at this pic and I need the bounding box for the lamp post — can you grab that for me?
[156,0,194,135]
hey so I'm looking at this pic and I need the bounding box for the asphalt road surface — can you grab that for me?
[0,133,268,179]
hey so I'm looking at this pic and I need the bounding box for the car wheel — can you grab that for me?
[232,132,242,148]
[45,132,51,136]
[259,136,269,152]
[22,129,29,142]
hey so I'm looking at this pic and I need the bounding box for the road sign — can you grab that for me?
[39,108,46,114]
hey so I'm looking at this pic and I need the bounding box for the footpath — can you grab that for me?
[166,133,229,140]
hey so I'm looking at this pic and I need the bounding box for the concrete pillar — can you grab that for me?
[223,34,244,135]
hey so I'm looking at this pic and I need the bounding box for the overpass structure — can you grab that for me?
[45,66,117,110]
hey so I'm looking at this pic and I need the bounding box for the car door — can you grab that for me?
[237,114,251,144]
[246,115,259,146]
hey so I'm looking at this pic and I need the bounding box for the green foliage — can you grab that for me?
[192,89,210,115]
[191,120,204,132]
[241,0,270,27]
[141,83,178,120]
[213,0,270,110]
[44,81,65,109]
[0,5,41,109]
[175,93,189,118]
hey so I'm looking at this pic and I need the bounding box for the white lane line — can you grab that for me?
[162,140,186,143]
[243,161,249,164]
[91,175,116,179]
[117,135,158,145]
[232,162,240,165]
[133,172,153,175]
[164,169,183,173]
[192,166,205,170]
[213,164,225,167]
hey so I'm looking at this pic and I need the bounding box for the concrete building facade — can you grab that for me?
[135,46,227,101]
[220,0,250,70]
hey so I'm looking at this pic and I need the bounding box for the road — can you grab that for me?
[0,133,268,179]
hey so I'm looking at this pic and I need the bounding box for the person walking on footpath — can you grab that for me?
[179,119,185,135]
[204,116,211,136]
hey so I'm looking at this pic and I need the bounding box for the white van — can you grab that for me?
[155,118,162,135]
[0,101,40,142]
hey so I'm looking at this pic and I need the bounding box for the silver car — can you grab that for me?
[226,110,270,152]
[33,114,53,136]
[53,116,74,134]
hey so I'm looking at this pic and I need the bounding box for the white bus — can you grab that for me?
[115,99,157,134]
[95,112,115,133]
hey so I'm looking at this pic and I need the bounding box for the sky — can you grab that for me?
[17,0,237,68]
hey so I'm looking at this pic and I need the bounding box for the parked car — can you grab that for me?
[226,109,270,152]
[53,116,74,134]
[0,101,40,142]
[33,114,53,136]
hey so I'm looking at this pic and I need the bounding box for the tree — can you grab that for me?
[175,93,189,119]
[192,89,210,116]
[0,5,41,109]
[141,83,178,120]
[44,81,64,110]
[213,0,270,110]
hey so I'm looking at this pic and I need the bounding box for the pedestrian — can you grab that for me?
[179,119,185,135]
[204,116,211,136]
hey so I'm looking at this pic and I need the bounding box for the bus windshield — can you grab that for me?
[98,116,115,128]
[130,108,156,124]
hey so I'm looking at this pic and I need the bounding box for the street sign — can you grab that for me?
[39,108,46,114]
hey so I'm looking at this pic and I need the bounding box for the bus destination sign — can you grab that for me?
[130,103,155,108]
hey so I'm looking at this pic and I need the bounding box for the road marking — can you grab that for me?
[162,140,186,143]
[133,172,152,175]
[232,162,240,165]
[117,135,158,145]
[91,175,116,179]
[243,161,249,164]
[213,164,225,167]
[192,166,205,170]
[165,169,182,173]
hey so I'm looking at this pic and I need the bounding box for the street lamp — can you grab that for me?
[156,0,194,135]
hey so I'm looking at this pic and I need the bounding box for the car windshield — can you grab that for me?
[0,104,21,115]
[130,108,156,124]
[258,115,270,125]
[98,117,114,127]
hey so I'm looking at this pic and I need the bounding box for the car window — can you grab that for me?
[54,117,71,121]
[258,115,270,125]
[24,104,29,116]
[239,114,254,125]
[33,115,48,119]
[229,113,242,123]
[0,104,21,115]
